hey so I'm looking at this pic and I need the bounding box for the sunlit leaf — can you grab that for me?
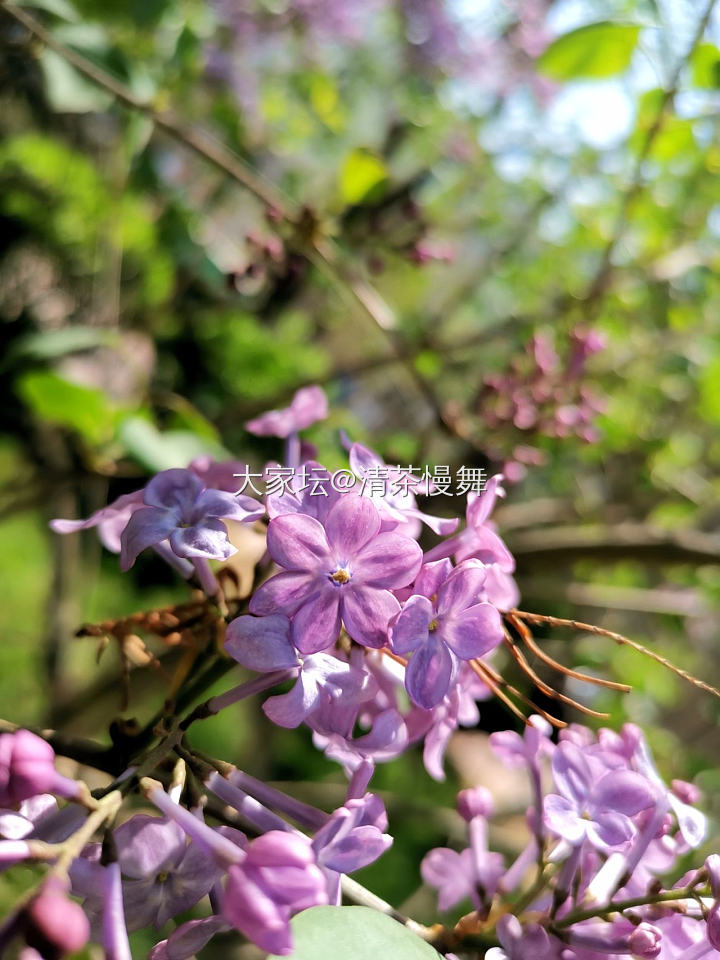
[339,150,388,205]
[39,50,113,113]
[537,22,640,80]
[267,907,442,960]
[16,371,116,444]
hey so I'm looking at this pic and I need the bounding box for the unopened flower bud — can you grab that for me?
[456,787,493,822]
[0,731,78,806]
[24,877,90,958]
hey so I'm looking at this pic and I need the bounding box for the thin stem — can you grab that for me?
[554,883,707,929]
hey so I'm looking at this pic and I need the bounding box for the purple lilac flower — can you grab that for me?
[406,662,490,781]
[149,916,228,960]
[120,468,262,571]
[315,708,409,772]
[250,496,422,652]
[347,441,458,537]
[71,815,224,933]
[390,559,504,708]
[424,475,519,609]
[484,915,550,960]
[222,831,328,956]
[312,793,392,902]
[544,741,656,851]
[50,490,144,553]
[245,385,328,437]
[225,614,375,734]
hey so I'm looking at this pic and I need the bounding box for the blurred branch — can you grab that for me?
[518,579,712,617]
[582,0,717,306]
[509,523,720,566]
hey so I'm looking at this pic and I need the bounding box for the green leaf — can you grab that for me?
[16,371,115,444]
[537,22,640,80]
[339,150,388,205]
[9,328,114,363]
[118,417,228,471]
[268,907,443,960]
[692,43,720,88]
[698,355,720,423]
[39,49,113,113]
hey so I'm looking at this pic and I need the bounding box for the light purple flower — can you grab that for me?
[245,385,328,437]
[544,741,655,850]
[390,559,504,708]
[484,915,550,960]
[421,842,503,912]
[71,815,225,932]
[423,475,519,608]
[312,793,392,874]
[347,441,458,537]
[225,614,375,735]
[149,916,227,960]
[120,468,262,570]
[250,496,422,652]
[50,490,144,553]
[222,830,328,955]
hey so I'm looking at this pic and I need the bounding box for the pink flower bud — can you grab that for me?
[0,732,62,806]
[25,877,90,957]
[456,787,493,822]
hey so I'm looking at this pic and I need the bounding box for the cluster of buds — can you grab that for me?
[477,327,606,481]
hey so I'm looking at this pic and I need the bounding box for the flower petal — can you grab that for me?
[169,519,236,561]
[405,638,456,710]
[194,489,263,523]
[325,497,381,557]
[341,587,399,648]
[440,602,504,660]
[144,469,203,513]
[436,560,487,614]
[120,508,177,570]
[250,571,317,617]
[354,533,423,588]
[225,615,300,672]
[266,513,330,571]
[291,590,342,654]
[390,595,433,655]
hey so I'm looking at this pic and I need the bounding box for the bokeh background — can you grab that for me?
[2,0,720,954]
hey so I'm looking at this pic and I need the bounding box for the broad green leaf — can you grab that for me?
[16,371,115,444]
[268,907,443,960]
[537,22,640,80]
[339,150,388,205]
[9,328,114,363]
[118,417,228,471]
[39,50,112,113]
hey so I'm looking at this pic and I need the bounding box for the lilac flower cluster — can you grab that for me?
[0,384,711,957]
[477,327,607,482]
[424,720,719,960]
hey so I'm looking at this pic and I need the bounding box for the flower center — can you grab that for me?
[157,871,169,883]
[429,618,439,632]
[330,567,351,585]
